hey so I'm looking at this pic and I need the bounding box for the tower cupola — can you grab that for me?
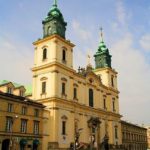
[94,29,112,69]
[42,0,67,39]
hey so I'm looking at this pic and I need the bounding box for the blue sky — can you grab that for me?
[0,0,150,125]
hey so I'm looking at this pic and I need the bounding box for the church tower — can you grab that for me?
[94,29,118,90]
[32,0,74,100]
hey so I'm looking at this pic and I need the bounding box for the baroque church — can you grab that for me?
[31,1,123,149]
[0,1,127,150]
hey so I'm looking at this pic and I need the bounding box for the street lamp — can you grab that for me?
[9,115,19,150]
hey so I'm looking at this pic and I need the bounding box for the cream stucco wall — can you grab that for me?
[32,34,122,149]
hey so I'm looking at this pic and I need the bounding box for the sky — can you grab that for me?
[0,0,150,125]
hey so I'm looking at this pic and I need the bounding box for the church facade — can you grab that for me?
[31,1,123,149]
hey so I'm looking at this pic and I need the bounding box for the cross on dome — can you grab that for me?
[53,0,57,7]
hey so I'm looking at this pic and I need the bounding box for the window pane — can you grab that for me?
[62,50,66,61]
[8,103,13,112]
[21,119,27,133]
[42,82,46,94]
[20,90,24,96]
[34,121,39,134]
[22,107,27,115]
[34,109,39,117]
[62,83,65,94]
[103,99,106,109]
[6,117,13,132]
[7,87,12,94]
[115,127,118,139]
[43,49,47,60]
[89,89,93,107]
[74,88,77,99]
[111,76,114,87]
[62,121,66,135]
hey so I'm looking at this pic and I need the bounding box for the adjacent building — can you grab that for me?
[145,126,150,149]
[121,120,147,150]
[0,89,44,150]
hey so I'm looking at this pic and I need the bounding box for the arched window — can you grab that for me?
[43,48,47,60]
[112,98,116,112]
[103,98,106,109]
[62,49,66,62]
[89,89,94,107]
[73,88,77,99]
[62,82,66,95]
[115,126,118,139]
[41,81,46,94]
[61,115,68,135]
[111,75,114,87]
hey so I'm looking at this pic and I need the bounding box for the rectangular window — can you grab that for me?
[20,90,24,97]
[42,82,46,94]
[21,119,27,133]
[111,76,114,87]
[115,127,118,139]
[62,50,66,61]
[34,109,39,117]
[8,103,13,112]
[73,88,77,99]
[103,99,106,109]
[62,83,65,95]
[89,89,94,107]
[22,106,27,115]
[113,100,116,112]
[6,117,13,132]
[34,121,39,134]
[62,121,66,135]
[7,87,12,94]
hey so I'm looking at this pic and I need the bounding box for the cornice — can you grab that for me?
[33,34,75,47]
[36,97,122,119]
[94,67,118,75]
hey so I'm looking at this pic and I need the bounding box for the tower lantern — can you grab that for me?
[42,0,67,39]
[94,28,112,69]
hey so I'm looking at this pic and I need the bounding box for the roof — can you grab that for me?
[25,85,32,96]
[121,120,147,130]
[0,91,44,108]
[0,80,32,96]
[0,80,23,88]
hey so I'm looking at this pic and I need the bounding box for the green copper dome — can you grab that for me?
[42,1,67,39]
[98,41,108,52]
[94,35,112,69]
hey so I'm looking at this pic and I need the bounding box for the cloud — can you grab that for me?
[111,33,150,124]
[71,19,150,125]
[0,33,33,85]
[72,20,92,41]
[140,34,150,51]
[116,0,126,26]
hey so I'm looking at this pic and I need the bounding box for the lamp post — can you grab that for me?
[9,115,18,150]
[9,99,28,150]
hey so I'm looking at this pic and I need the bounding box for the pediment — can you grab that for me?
[85,71,101,84]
